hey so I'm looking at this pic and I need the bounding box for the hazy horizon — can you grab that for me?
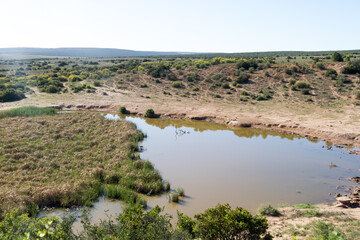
[2,0,360,53]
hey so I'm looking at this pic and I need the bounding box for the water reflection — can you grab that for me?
[102,113,359,217]
[113,113,302,141]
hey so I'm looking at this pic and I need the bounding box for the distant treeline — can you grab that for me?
[162,50,360,59]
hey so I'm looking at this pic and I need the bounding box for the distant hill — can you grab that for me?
[0,48,190,58]
[1,47,360,59]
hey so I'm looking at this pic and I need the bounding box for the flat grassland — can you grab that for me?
[0,112,163,218]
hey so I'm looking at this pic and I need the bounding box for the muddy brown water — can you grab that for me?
[42,113,360,228]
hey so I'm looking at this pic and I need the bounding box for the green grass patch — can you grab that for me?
[0,106,57,119]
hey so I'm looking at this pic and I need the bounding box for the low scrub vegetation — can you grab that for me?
[0,203,273,240]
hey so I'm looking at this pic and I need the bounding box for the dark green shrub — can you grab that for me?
[192,87,199,91]
[240,90,249,96]
[341,60,360,74]
[234,72,250,84]
[289,78,296,85]
[119,106,130,114]
[332,51,343,62]
[140,84,148,88]
[184,72,200,82]
[290,66,298,73]
[301,89,310,95]
[191,204,271,240]
[324,69,338,79]
[0,89,25,102]
[144,109,156,118]
[258,204,281,217]
[237,59,258,70]
[285,68,292,75]
[222,83,230,89]
[316,62,326,70]
[166,72,177,81]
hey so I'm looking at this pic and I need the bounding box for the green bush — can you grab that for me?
[234,72,250,84]
[0,210,73,240]
[187,204,272,240]
[0,89,25,102]
[285,68,293,75]
[240,90,249,96]
[171,81,183,88]
[341,59,360,74]
[258,204,281,217]
[184,72,200,82]
[144,109,156,118]
[324,69,338,79]
[119,106,130,114]
[301,89,310,95]
[332,52,343,62]
[316,62,326,70]
[222,83,230,89]
[237,59,258,70]
[68,74,83,82]
[294,81,311,89]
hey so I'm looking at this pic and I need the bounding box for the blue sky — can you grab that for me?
[1,0,359,52]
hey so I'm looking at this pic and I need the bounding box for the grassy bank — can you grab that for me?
[0,111,163,218]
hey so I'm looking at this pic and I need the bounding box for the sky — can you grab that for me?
[1,0,360,53]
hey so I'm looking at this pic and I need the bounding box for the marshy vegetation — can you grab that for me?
[0,106,56,119]
[0,109,165,219]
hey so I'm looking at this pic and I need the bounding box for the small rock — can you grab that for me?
[335,203,346,208]
[336,196,352,204]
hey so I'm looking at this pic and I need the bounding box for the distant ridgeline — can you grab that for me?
[0,48,187,58]
[0,47,360,58]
